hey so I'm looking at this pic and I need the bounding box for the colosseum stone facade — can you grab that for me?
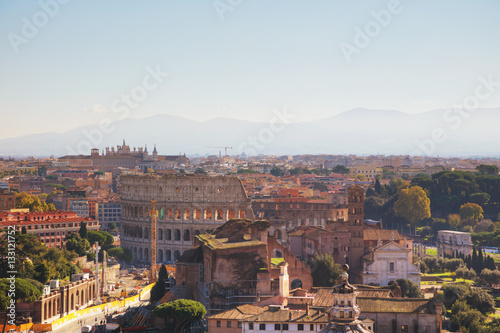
[120,174,254,263]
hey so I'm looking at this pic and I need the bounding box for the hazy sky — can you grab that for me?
[1,0,499,139]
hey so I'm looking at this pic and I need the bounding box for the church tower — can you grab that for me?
[348,185,365,273]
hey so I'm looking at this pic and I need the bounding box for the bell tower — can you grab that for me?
[348,185,365,273]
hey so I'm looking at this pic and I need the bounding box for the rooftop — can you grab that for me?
[196,233,265,250]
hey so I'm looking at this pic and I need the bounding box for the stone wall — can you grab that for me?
[120,174,254,262]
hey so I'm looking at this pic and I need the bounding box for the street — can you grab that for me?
[52,289,150,333]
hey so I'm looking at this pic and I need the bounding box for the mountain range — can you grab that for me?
[2,108,499,158]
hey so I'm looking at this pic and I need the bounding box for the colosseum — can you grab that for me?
[120,174,254,263]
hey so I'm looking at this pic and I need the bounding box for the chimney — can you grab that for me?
[279,262,289,298]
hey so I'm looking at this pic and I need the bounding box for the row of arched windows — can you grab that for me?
[124,245,182,262]
[122,204,247,221]
[123,226,203,241]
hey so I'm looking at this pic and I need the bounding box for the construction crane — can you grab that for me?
[205,146,233,157]
[149,200,158,284]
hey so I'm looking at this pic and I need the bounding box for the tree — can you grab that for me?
[480,268,500,286]
[65,233,90,256]
[476,164,499,176]
[464,288,495,314]
[153,299,206,332]
[34,263,50,284]
[309,253,342,287]
[194,168,207,175]
[332,165,350,175]
[393,186,431,234]
[395,279,423,298]
[151,265,168,304]
[455,266,476,281]
[79,221,88,239]
[460,203,484,222]
[313,183,328,192]
[469,192,490,207]
[356,174,366,181]
[270,167,283,177]
[450,301,485,333]
[0,278,41,310]
[374,178,382,194]
[21,226,27,234]
[87,230,114,249]
[441,283,471,307]
[37,165,47,177]
[107,247,133,262]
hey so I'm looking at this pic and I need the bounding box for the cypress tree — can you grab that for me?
[79,221,88,239]
[375,179,382,194]
[472,247,478,272]
[478,249,484,272]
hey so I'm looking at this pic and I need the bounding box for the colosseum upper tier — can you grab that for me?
[120,174,254,263]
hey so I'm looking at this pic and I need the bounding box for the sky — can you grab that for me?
[0,0,499,140]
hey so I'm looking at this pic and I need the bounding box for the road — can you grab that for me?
[52,289,150,333]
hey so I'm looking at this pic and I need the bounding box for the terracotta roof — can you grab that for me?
[357,297,436,314]
[363,229,402,241]
[208,305,266,320]
[312,288,393,307]
[243,308,328,323]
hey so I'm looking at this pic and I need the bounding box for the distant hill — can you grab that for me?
[1,108,499,157]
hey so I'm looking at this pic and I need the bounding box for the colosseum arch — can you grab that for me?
[216,209,224,220]
[184,229,190,241]
[158,249,163,263]
[228,209,236,219]
[166,229,172,240]
[166,208,173,219]
[175,229,181,241]
[144,227,149,239]
[139,248,143,260]
[174,250,181,260]
[184,209,191,220]
[159,229,163,240]
[175,209,181,220]
[194,209,201,220]
[134,247,137,258]
[144,249,149,261]
[204,209,212,219]
[166,250,172,262]
[239,210,246,218]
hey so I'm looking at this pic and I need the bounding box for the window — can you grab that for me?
[216,321,221,327]
[389,262,395,272]
[282,324,288,330]
[310,324,314,331]
[227,321,231,328]
[259,323,266,330]
[401,325,409,333]
[298,323,304,330]
[275,324,281,330]
[249,323,254,330]
[238,322,242,328]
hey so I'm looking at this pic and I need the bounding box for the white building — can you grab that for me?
[362,241,421,287]
[437,230,472,258]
